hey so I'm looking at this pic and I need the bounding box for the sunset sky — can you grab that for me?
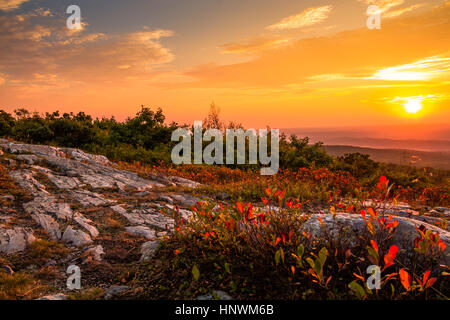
[1,0,449,133]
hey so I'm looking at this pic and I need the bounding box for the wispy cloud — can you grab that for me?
[361,0,426,18]
[219,36,291,54]
[386,94,446,104]
[369,56,450,81]
[267,5,333,31]
[360,0,405,14]
[310,56,450,83]
[383,3,426,18]
[184,1,450,91]
[0,0,31,11]
[307,73,361,82]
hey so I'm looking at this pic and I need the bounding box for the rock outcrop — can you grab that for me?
[0,139,200,259]
[301,213,450,265]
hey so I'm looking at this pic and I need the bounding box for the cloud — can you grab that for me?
[128,29,174,42]
[361,0,426,18]
[0,0,30,11]
[307,73,361,82]
[0,11,175,86]
[369,56,450,80]
[360,0,405,14]
[267,5,333,31]
[308,56,450,84]
[386,94,446,104]
[383,3,426,18]
[184,2,450,88]
[219,36,291,54]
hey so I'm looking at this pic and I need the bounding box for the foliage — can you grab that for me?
[136,178,449,299]
[0,106,448,196]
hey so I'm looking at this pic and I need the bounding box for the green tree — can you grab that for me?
[0,110,15,136]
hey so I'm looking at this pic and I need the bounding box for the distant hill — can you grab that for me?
[324,145,450,170]
[283,124,450,152]
[321,138,450,153]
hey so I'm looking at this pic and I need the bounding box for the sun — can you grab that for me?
[404,99,423,114]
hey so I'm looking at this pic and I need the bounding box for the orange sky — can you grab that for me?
[0,0,449,133]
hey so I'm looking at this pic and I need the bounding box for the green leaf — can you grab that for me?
[192,265,200,281]
[275,250,280,266]
[224,263,231,275]
[306,257,315,269]
[318,247,328,268]
[297,244,304,258]
[367,247,377,257]
[274,248,285,266]
[349,280,366,300]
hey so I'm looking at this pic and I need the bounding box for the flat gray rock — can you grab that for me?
[104,285,130,300]
[70,189,115,207]
[0,226,35,253]
[32,213,61,240]
[9,170,49,196]
[24,196,73,221]
[36,293,67,300]
[125,226,159,239]
[140,240,160,261]
[197,290,233,300]
[84,245,105,261]
[62,226,92,247]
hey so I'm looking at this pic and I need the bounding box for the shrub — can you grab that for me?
[137,179,449,300]
[0,110,14,136]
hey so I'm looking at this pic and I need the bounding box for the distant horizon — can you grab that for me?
[1,104,450,129]
[1,105,449,146]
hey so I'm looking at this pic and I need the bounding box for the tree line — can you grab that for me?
[0,105,448,189]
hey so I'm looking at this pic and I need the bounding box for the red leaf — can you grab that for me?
[367,208,376,219]
[383,245,398,269]
[438,240,447,251]
[385,272,397,281]
[386,220,399,229]
[274,237,281,246]
[422,270,431,285]
[326,276,332,286]
[387,245,398,259]
[360,209,366,221]
[236,202,244,214]
[377,176,389,190]
[399,269,411,291]
[425,277,437,289]
[353,273,365,281]
[370,240,378,254]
